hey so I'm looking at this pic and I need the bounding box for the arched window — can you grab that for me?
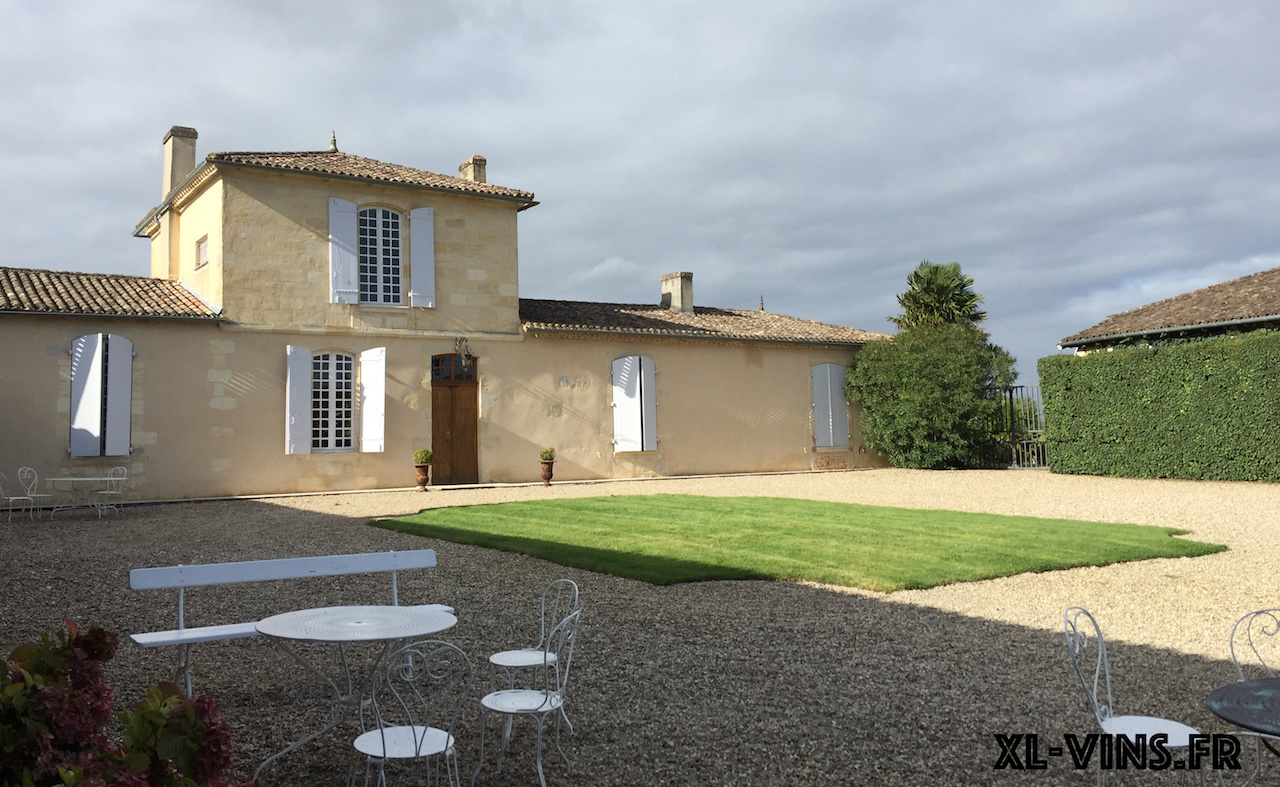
[329,200,434,307]
[285,346,385,454]
[358,207,402,304]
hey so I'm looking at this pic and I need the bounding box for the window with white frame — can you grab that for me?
[285,346,385,455]
[196,236,209,269]
[811,362,850,448]
[611,355,657,452]
[69,333,133,457]
[328,199,435,307]
[311,352,354,450]
[358,208,402,304]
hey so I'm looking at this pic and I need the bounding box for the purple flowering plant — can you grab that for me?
[1,620,255,787]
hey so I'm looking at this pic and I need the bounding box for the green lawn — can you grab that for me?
[371,494,1226,592]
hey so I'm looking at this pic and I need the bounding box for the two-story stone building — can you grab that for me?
[0,126,888,501]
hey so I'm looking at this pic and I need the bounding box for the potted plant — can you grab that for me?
[414,448,433,491]
[539,446,556,486]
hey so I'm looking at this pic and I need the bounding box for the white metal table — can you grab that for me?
[45,476,114,518]
[253,605,457,782]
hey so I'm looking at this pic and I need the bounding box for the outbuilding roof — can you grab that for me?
[206,150,536,203]
[0,267,220,320]
[1060,265,1280,348]
[520,299,885,346]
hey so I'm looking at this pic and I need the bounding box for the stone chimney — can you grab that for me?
[162,126,199,198]
[459,155,487,183]
[660,271,694,315]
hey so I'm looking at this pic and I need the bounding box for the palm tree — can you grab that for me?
[889,261,987,330]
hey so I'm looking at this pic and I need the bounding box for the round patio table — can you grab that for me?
[253,605,458,781]
[257,604,456,642]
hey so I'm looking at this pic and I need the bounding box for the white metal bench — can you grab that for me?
[129,549,451,695]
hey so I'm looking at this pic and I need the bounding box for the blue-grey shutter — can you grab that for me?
[103,335,133,456]
[611,356,643,452]
[285,345,312,454]
[359,347,386,453]
[329,198,359,304]
[409,207,435,308]
[639,355,658,450]
[70,334,104,457]
[812,363,849,448]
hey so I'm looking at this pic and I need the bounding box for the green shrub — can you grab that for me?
[413,448,433,465]
[539,447,556,462]
[847,323,1013,469]
[1039,330,1280,481]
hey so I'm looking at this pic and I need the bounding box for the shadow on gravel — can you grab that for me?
[0,498,1251,787]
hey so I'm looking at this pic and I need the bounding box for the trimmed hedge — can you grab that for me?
[1038,330,1280,481]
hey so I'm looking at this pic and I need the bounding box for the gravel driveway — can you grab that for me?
[3,468,1276,786]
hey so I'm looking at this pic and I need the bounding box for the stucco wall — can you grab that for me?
[215,169,522,334]
[475,334,886,483]
[1,314,885,502]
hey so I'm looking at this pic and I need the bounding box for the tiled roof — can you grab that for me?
[206,151,535,202]
[1060,266,1280,347]
[0,267,220,320]
[520,299,885,346]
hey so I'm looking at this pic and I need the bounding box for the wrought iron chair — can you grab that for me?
[488,579,580,736]
[1230,609,1280,681]
[353,640,471,787]
[0,473,34,521]
[1227,609,1280,779]
[472,609,581,787]
[92,466,127,517]
[17,467,53,518]
[1063,607,1208,785]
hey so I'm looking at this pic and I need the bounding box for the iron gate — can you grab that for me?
[972,385,1048,469]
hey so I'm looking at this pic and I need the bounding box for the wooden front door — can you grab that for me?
[431,354,478,485]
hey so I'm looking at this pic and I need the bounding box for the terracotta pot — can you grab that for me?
[414,464,431,490]
[540,460,554,486]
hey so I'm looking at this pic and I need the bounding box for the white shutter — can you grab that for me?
[812,363,849,448]
[611,356,643,452]
[360,347,386,453]
[70,334,104,457]
[285,345,312,454]
[103,335,133,456]
[409,207,435,308]
[328,198,359,304]
[639,355,657,450]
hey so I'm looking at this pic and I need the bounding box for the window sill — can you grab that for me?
[814,446,851,453]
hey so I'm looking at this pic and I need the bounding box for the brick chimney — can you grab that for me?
[162,126,198,198]
[660,271,694,315]
[459,155,487,183]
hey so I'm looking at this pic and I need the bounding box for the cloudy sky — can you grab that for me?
[4,1,1279,381]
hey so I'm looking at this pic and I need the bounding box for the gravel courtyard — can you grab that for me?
[3,468,1277,786]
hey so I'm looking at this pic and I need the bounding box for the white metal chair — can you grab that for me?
[17,467,53,518]
[1230,609,1280,681]
[353,640,471,787]
[472,609,581,787]
[92,466,127,517]
[488,579,580,736]
[1063,607,1207,785]
[0,473,34,521]
[1227,609,1280,779]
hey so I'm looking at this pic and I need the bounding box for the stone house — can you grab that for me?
[0,126,888,501]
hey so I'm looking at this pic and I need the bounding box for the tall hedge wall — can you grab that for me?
[1038,330,1280,481]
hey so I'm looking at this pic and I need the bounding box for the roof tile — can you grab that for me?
[207,150,535,202]
[0,267,220,320]
[520,299,885,346]
[1060,265,1280,346]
